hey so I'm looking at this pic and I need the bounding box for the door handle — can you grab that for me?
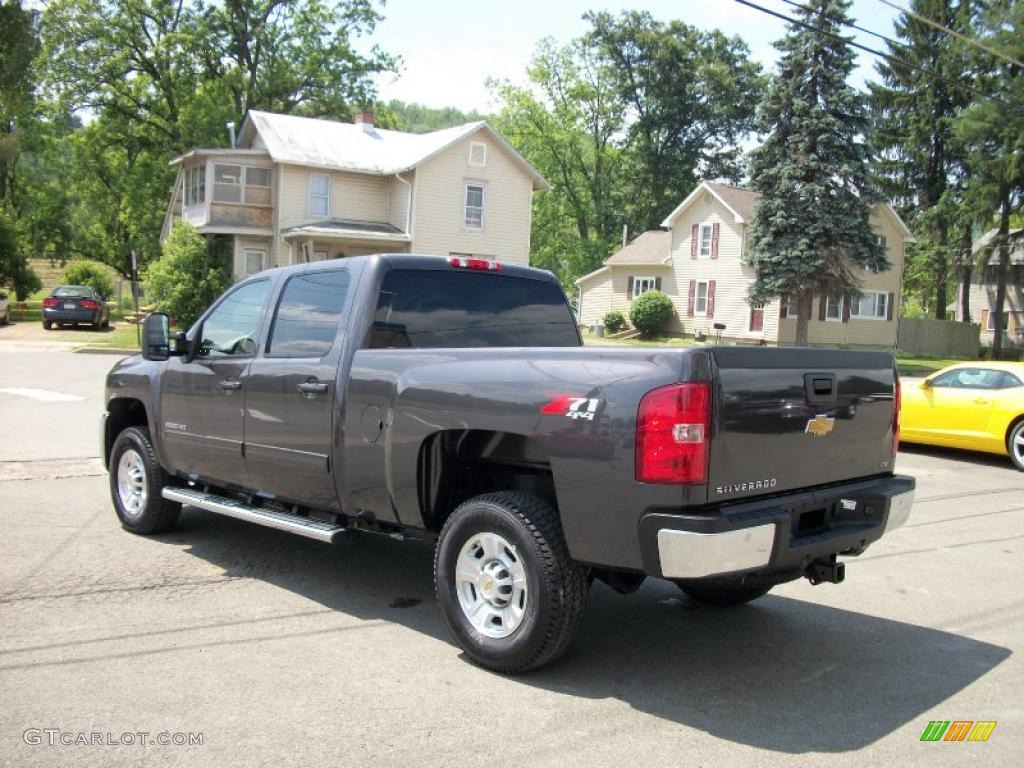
[974,398,990,405]
[298,381,328,396]
[219,379,242,391]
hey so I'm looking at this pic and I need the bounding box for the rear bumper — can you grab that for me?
[43,308,100,322]
[639,474,915,580]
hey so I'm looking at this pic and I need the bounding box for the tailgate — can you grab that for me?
[708,347,897,503]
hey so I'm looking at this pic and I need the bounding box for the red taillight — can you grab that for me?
[636,382,711,484]
[449,257,502,271]
[892,378,901,456]
[80,299,98,309]
[42,298,59,308]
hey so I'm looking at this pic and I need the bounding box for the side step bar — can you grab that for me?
[162,487,347,544]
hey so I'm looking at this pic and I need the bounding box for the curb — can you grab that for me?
[73,346,139,356]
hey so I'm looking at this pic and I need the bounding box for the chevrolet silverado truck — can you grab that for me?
[102,254,915,673]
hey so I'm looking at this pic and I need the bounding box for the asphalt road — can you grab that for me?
[0,346,1021,767]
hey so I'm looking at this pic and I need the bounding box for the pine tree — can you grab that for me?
[747,0,885,346]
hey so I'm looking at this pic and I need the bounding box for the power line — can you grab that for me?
[777,0,905,50]
[732,0,1021,113]
[876,0,1024,70]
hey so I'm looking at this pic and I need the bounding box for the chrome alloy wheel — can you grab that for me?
[117,448,148,517]
[455,531,528,638]
[1012,425,1024,467]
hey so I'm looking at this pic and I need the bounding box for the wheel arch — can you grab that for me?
[104,398,150,468]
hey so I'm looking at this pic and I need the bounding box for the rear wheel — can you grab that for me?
[42,320,52,330]
[676,581,772,607]
[109,426,181,534]
[1009,420,1024,471]
[434,491,588,673]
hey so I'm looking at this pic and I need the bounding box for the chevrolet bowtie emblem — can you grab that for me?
[805,414,836,437]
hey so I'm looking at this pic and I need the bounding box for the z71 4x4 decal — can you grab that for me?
[541,394,600,421]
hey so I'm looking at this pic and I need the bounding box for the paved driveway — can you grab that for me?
[0,346,1020,767]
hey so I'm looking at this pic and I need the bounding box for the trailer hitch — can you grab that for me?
[805,555,845,585]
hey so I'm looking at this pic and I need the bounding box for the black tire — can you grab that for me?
[108,426,181,534]
[676,581,772,607]
[434,491,588,674]
[91,320,101,330]
[1009,419,1024,472]
[42,320,52,330]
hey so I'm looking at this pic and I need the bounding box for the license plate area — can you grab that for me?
[63,303,76,310]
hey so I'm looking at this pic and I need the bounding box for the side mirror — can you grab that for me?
[920,379,931,389]
[141,313,170,361]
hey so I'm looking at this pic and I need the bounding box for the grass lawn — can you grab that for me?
[892,355,968,378]
[583,333,704,347]
[52,324,141,350]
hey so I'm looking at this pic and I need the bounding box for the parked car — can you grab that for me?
[900,362,1024,470]
[0,291,9,325]
[42,285,110,330]
[102,254,914,673]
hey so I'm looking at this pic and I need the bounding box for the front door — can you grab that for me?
[159,279,273,487]
[904,367,999,441]
[243,267,355,510]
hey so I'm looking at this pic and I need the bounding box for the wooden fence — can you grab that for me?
[898,318,980,358]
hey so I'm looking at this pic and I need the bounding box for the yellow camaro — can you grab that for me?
[900,362,1024,470]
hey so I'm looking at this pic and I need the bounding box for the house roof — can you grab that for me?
[972,228,1024,263]
[281,218,411,242]
[234,111,549,190]
[605,230,672,265]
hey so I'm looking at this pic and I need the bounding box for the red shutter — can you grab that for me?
[779,296,788,319]
[627,276,634,300]
[654,276,662,291]
[707,281,716,317]
[711,223,720,259]
[690,225,698,259]
[687,280,696,316]
[818,296,827,322]
[842,292,851,323]
[887,292,895,321]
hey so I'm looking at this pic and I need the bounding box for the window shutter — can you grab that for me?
[981,309,989,329]
[687,280,696,316]
[711,223,720,259]
[654,276,662,291]
[779,297,788,319]
[818,296,827,322]
[627,276,634,301]
[842,292,851,323]
[887,292,895,321]
[690,225,698,259]
[707,281,716,317]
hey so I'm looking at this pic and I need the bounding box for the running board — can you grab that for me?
[162,487,347,544]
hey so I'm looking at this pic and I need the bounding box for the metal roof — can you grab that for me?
[281,219,411,242]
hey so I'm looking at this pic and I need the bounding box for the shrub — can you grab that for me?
[603,310,626,333]
[61,260,115,300]
[629,290,674,337]
[144,223,231,328]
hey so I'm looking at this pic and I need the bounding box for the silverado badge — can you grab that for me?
[805,414,835,437]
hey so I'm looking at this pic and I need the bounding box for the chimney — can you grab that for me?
[354,109,375,132]
[226,121,236,148]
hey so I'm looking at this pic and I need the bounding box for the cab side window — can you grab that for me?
[930,368,1004,390]
[267,269,351,358]
[199,280,271,358]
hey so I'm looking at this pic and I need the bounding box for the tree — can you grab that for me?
[746,0,886,346]
[145,223,231,327]
[870,0,973,320]
[584,11,766,231]
[0,0,39,206]
[384,100,484,133]
[62,260,114,299]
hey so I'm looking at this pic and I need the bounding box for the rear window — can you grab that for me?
[54,286,90,298]
[369,269,579,348]
[268,269,351,358]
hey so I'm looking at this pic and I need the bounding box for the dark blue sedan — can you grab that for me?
[42,285,110,330]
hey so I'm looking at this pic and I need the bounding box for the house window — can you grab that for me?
[695,280,709,316]
[987,311,1010,331]
[244,167,271,205]
[212,164,271,205]
[825,294,844,321]
[464,183,485,229]
[851,291,888,319]
[699,224,713,257]
[786,297,799,317]
[308,174,330,217]
[633,276,657,297]
[243,248,266,277]
[469,142,487,166]
[184,165,206,207]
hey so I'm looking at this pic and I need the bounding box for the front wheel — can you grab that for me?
[676,581,772,607]
[434,491,588,674]
[1009,420,1024,471]
[109,426,181,534]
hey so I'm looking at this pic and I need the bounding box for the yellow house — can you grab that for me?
[161,110,549,279]
[577,181,914,348]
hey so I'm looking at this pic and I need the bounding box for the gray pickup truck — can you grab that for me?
[102,254,914,672]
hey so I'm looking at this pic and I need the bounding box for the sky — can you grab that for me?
[366,0,907,113]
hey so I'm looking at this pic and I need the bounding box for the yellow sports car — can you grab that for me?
[900,361,1024,470]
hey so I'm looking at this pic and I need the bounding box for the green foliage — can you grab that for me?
[61,259,114,299]
[603,310,626,333]
[145,223,230,327]
[746,0,885,346]
[629,290,674,337]
[384,100,485,133]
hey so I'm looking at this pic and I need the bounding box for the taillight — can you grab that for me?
[80,299,98,309]
[42,298,59,308]
[449,257,502,271]
[636,382,711,484]
[892,378,901,457]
